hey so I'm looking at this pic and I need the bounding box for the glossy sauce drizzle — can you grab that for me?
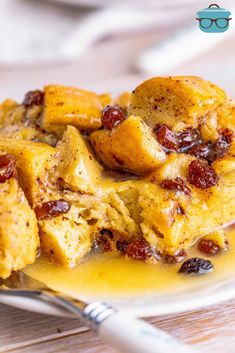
[25,225,235,301]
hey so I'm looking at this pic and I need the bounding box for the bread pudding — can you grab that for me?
[0,76,234,278]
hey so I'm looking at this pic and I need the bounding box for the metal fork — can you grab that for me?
[0,272,198,353]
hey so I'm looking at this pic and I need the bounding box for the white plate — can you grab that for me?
[0,75,234,318]
[0,265,235,318]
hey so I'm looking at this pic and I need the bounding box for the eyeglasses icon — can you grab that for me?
[196,17,232,29]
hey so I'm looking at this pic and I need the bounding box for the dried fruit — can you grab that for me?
[161,177,191,195]
[155,124,179,151]
[178,128,201,150]
[164,249,187,264]
[101,105,126,130]
[213,138,229,160]
[0,154,17,183]
[22,90,44,107]
[116,240,129,253]
[221,128,234,144]
[179,257,213,275]
[34,200,71,220]
[126,239,152,261]
[187,160,218,189]
[198,238,221,256]
[187,143,213,162]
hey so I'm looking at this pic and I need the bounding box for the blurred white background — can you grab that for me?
[0,0,235,100]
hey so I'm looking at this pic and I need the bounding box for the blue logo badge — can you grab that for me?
[196,4,232,33]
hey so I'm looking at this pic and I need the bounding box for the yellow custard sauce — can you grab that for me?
[25,226,235,301]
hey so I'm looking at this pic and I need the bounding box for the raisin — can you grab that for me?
[93,229,114,252]
[164,249,187,264]
[22,90,44,107]
[179,257,213,275]
[155,124,179,151]
[0,154,17,183]
[177,128,201,150]
[100,229,113,239]
[213,138,229,160]
[187,143,214,162]
[198,238,221,256]
[101,105,126,130]
[161,177,191,195]
[187,160,218,189]
[126,239,152,261]
[34,200,71,220]
[116,240,129,253]
[221,128,234,144]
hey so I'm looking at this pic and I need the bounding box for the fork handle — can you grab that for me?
[83,302,198,353]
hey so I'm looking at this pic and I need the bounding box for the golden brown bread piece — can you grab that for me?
[0,138,54,205]
[129,76,226,132]
[0,176,39,278]
[90,116,166,174]
[54,125,103,194]
[42,85,103,135]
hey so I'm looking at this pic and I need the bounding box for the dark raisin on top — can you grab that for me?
[161,177,191,195]
[177,128,201,150]
[100,229,114,239]
[198,238,221,256]
[187,143,213,162]
[34,200,71,221]
[155,124,179,151]
[125,239,152,261]
[0,154,17,183]
[22,90,44,108]
[101,105,126,130]
[187,128,234,164]
[93,233,112,252]
[116,239,129,254]
[155,125,201,153]
[155,124,233,163]
[179,257,214,275]
[187,160,218,189]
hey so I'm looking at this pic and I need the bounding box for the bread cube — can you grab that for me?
[42,85,103,135]
[54,126,103,193]
[39,205,91,267]
[217,99,235,132]
[0,99,25,127]
[115,92,131,111]
[146,153,195,184]
[99,93,112,107]
[0,138,55,204]
[0,177,39,278]
[213,142,235,175]
[129,76,226,132]
[90,116,166,174]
